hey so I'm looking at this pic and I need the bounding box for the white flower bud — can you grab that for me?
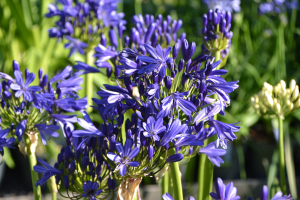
[275,103,281,114]
[292,86,299,102]
[289,79,296,92]
[289,103,294,111]
[274,98,278,105]
[264,82,273,92]
[265,93,273,107]
[280,80,286,90]
[294,98,300,108]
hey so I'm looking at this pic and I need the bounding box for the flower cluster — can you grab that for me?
[45,0,125,57]
[259,0,298,14]
[93,13,185,79]
[201,9,233,66]
[203,0,241,13]
[0,60,87,153]
[251,80,300,118]
[34,35,239,199]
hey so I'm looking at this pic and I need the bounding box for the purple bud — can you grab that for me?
[167,61,173,71]
[118,23,124,38]
[208,9,213,21]
[124,77,132,95]
[186,59,192,72]
[182,39,189,61]
[182,73,188,88]
[24,69,29,80]
[180,32,186,43]
[12,60,20,71]
[164,76,172,90]
[260,185,268,200]
[100,33,107,47]
[167,15,171,25]
[38,69,43,81]
[151,32,158,47]
[145,23,156,43]
[220,18,226,33]
[165,33,171,45]
[213,11,219,26]
[109,29,118,48]
[226,31,233,39]
[148,145,154,160]
[135,30,141,44]
[166,153,184,163]
[63,175,69,189]
[124,36,130,46]
[174,19,182,33]
[88,24,92,35]
[152,73,158,84]
[162,20,167,33]
[115,68,121,78]
[172,43,180,60]
[145,14,150,26]
[40,74,48,88]
[178,59,184,72]
[69,161,75,174]
[202,27,207,35]
[225,11,232,27]
[138,82,145,96]
[172,33,177,43]
[171,70,176,78]
[65,22,74,34]
[203,14,208,27]
[107,67,112,78]
[156,14,163,24]
[188,42,196,60]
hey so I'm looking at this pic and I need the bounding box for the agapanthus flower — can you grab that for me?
[64,36,88,57]
[203,0,241,12]
[10,71,41,101]
[259,0,298,14]
[107,139,139,176]
[34,124,60,145]
[142,116,166,141]
[210,177,240,200]
[248,185,292,200]
[34,158,63,186]
[199,142,226,167]
[82,181,103,200]
[0,128,16,156]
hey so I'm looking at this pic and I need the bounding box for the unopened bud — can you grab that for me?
[289,103,294,112]
[280,80,286,90]
[264,82,273,92]
[275,103,281,114]
[265,93,273,107]
[289,79,296,92]
[294,98,300,108]
[273,98,278,105]
[292,86,299,101]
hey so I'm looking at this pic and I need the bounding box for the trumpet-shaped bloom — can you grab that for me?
[34,158,63,186]
[10,71,41,102]
[107,139,139,176]
[82,181,102,200]
[199,142,226,167]
[35,124,60,145]
[64,36,88,57]
[142,116,166,141]
[210,177,240,200]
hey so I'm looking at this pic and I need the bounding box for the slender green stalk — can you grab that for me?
[86,50,94,112]
[50,176,57,200]
[278,116,286,194]
[134,0,142,15]
[162,171,169,196]
[197,139,208,200]
[169,148,183,200]
[26,136,42,200]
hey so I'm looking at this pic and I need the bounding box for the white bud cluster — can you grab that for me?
[251,79,300,118]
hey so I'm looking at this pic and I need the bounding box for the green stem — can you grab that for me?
[86,50,94,113]
[26,136,42,200]
[169,148,183,200]
[134,0,142,15]
[278,116,286,194]
[215,50,221,70]
[197,140,207,200]
[162,170,169,196]
[50,176,57,200]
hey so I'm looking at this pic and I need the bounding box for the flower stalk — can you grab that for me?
[169,148,183,200]
[86,50,94,113]
[26,135,42,200]
[278,116,286,194]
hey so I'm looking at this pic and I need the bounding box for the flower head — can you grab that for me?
[82,181,102,200]
[210,177,240,200]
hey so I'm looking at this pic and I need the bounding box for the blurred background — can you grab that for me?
[0,0,300,199]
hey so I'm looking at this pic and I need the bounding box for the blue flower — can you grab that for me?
[157,91,197,118]
[138,44,172,75]
[35,124,60,145]
[259,185,292,200]
[72,111,104,148]
[82,181,102,200]
[64,36,88,57]
[34,158,63,186]
[10,71,41,102]
[107,139,139,176]
[199,142,226,167]
[0,128,16,156]
[160,118,188,146]
[210,177,240,200]
[73,61,100,76]
[15,119,27,141]
[142,116,166,141]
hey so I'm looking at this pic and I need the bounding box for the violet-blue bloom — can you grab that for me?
[142,116,166,141]
[210,177,240,200]
[0,128,15,156]
[35,124,60,145]
[34,158,63,186]
[10,71,41,102]
[64,36,88,57]
[199,142,226,167]
[107,139,139,176]
[82,181,102,200]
